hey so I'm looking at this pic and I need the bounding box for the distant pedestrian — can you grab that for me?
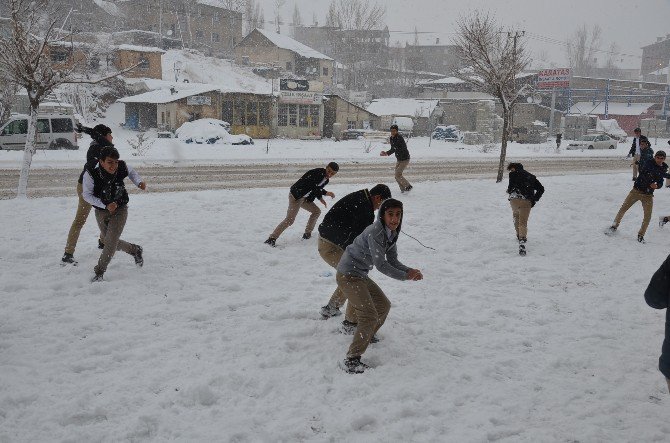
[335,198,423,373]
[506,163,544,256]
[628,128,644,181]
[644,253,670,394]
[318,184,392,331]
[61,124,114,265]
[82,146,146,281]
[380,124,412,193]
[264,162,338,247]
[608,144,669,243]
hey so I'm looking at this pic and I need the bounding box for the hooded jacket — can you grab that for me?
[289,168,329,202]
[386,134,410,161]
[634,158,669,195]
[644,254,670,378]
[318,189,375,249]
[507,164,544,203]
[336,199,410,280]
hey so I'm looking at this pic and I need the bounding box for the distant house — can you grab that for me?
[366,98,443,135]
[641,35,670,76]
[323,95,379,138]
[235,28,334,86]
[571,101,655,135]
[403,37,461,76]
[114,45,164,80]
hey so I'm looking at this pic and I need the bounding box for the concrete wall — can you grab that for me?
[115,50,163,79]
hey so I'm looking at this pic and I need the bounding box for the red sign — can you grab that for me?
[537,68,571,89]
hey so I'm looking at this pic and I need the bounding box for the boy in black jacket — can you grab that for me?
[265,162,339,247]
[82,146,146,281]
[380,125,412,193]
[317,184,392,326]
[644,254,670,393]
[62,124,113,265]
[506,163,544,256]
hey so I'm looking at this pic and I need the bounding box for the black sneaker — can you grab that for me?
[339,356,369,374]
[638,234,645,244]
[133,246,144,267]
[518,238,527,256]
[660,216,669,228]
[98,239,105,249]
[91,273,104,283]
[302,233,311,240]
[320,303,342,319]
[340,319,358,335]
[264,237,276,247]
[61,252,77,265]
[369,335,380,344]
[405,185,413,192]
[605,225,617,236]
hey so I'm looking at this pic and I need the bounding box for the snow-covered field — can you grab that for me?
[1,173,669,441]
[0,104,650,170]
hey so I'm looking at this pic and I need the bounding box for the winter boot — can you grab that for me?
[133,246,144,267]
[320,302,342,319]
[638,234,646,244]
[264,237,276,247]
[98,239,105,249]
[61,252,77,265]
[518,238,527,256]
[369,335,380,344]
[339,356,369,374]
[91,272,104,283]
[660,216,669,228]
[302,232,311,240]
[340,319,358,335]
[605,225,617,236]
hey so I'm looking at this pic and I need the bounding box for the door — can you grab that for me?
[36,118,50,148]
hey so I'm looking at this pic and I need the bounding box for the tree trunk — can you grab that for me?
[496,107,511,183]
[16,104,39,198]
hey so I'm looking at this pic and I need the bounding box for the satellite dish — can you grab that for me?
[526,96,533,103]
[527,94,542,104]
[167,30,173,36]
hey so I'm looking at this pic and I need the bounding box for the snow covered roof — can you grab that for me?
[93,0,124,18]
[443,92,496,101]
[117,44,165,54]
[118,85,221,104]
[571,102,654,116]
[419,77,466,86]
[647,66,669,76]
[366,99,440,118]
[254,29,333,61]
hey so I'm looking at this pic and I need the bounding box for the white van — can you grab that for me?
[392,116,414,138]
[0,113,78,150]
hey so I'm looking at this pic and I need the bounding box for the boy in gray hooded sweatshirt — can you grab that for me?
[335,198,423,373]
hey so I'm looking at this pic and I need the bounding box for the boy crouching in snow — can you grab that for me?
[82,146,146,282]
[335,198,423,374]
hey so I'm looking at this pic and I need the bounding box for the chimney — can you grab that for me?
[436,37,440,45]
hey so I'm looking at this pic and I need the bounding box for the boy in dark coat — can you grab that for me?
[506,163,544,256]
[644,254,670,393]
[265,162,339,247]
[380,125,412,193]
[317,184,392,327]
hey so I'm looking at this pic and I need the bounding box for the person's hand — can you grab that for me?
[407,269,423,281]
[380,151,388,157]
[651,183,659,189]
[319,198,327,208]
[138,182,147,190]
[107,202,118,213]
[325,191,335,199]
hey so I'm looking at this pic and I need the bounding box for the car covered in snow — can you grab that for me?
[175,118,253,145]
[566,134,618,150]
[431,125,462,142]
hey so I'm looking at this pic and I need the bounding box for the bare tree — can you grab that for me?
[566,24,602,77]
[603,42,622,78]
[292,3,303,26]
[244,0,263,34]
[273,0,286,33]
[0,0,136,198]
[0,76,18,124]
[218,0,247,13]
[325,0,386,31]
[453,12,531,182]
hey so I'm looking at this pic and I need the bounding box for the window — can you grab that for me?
[288,104,297,126]
[213,11,221,22]
[286,61,293,71]
[51,50,68,63]
[2,119,28,135]
[309,105,320,128]
[233,99,245,125]
[196,30,204,40]
[259,102,271,126]
[322,67,329,76]
[51,118,73,133]
[222,100,234,125]
[37,119,50,133]
[138,57,150,70]
[347,120,356,130]
[161,112,165,124]
[212,33,220,42]
[246,101,258,126]
[278,104,299,127]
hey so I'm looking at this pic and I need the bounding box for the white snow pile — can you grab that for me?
[175,118,253,145]
[366,98,440,118]
[597,118,628,139]
[255,29,333,61]
[0,173,668,440]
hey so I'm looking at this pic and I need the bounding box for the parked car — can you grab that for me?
[431,125,462,142]
[566,134,618,150]
[341,129,367,140]
[175,118,253,145]
[0,113,78,150]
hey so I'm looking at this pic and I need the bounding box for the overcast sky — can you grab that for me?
[259,0,670,70]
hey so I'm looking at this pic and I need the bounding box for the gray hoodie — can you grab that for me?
[336,211,410,280]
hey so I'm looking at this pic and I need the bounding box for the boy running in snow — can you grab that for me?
[380,125,412,193]
[506,163,544,256]
[81,146,146,281]
[317,184,392,330]
[264,162,338,247]
[644,253,670,394]
[335,198,423,374]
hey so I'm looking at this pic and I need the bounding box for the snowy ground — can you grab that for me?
[1,173,669,441]
[0,104,656,170]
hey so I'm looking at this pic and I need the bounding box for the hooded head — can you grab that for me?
[507,162,524,172]
[378,198,403,234]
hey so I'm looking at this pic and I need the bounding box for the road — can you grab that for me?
[0,157,630,199]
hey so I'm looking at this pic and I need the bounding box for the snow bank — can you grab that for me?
[0,174,668,440]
